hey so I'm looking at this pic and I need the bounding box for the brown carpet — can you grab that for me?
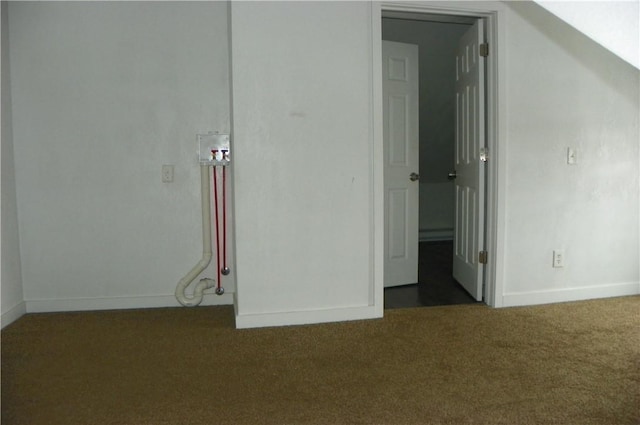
[2,296,639,425]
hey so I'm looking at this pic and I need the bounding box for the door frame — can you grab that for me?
[371,1,507,308]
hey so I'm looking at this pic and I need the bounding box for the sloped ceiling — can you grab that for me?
[533,1,639,70]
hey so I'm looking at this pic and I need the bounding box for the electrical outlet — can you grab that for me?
[162,165,174,183]
[553,250,564,268]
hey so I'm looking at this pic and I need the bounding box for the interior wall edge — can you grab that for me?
[0,301,27,329]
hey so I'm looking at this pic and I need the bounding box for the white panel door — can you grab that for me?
[382,41,419,288]
[453,20,486,301]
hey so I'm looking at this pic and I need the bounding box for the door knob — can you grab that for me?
[448,171,457,180]
[409,172,420,182]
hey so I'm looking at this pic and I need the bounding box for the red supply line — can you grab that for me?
[222,164,228,274]
[211,152,222,294]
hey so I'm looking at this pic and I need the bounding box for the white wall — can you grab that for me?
[382,19,469,240]
[502,1,639,304]
[9,1,235,312]
[5,1,638,329]
[1,0,26,327]
[230,1,381,328]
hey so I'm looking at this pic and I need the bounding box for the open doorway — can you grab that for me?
[381,13,486,309]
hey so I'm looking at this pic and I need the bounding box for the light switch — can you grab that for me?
[162,165,174,183]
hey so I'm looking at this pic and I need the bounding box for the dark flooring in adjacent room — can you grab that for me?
[384,240,480,309]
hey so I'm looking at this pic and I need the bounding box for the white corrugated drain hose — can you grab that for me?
[175,165,215,306]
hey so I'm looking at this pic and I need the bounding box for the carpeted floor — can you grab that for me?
[2,296,639,425]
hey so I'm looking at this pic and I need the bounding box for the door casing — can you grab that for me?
[372,1,507,309]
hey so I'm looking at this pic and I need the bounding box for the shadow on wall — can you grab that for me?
[508,1,639,105]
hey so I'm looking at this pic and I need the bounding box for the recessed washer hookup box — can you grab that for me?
[198,132,230,166]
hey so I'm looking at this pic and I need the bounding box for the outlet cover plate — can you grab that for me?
[553,249,564,268]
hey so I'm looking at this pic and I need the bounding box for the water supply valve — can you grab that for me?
[198,132,230,166]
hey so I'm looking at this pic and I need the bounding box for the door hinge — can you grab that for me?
[480,147,488,162]
[480,43,489,57]
[479,250,488,265]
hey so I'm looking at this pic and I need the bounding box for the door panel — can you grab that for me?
[389,95,409,165]
[383,40,419,288]
[388,188,409,260]
[453,20,485,301]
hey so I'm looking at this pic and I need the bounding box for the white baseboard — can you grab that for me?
[502,281,640,307]
[1,301,27,329]
[235,304,382,329]
[419,228,453,242]
[25,292,234,314]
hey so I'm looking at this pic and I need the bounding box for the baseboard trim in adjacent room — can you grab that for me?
[502,281,640,307]
[25,293,235,314]
[1,301,27,329]
[235,305,382,329]
[419,228,454,242]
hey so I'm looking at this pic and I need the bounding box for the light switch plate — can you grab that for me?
[162,164,174,183]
